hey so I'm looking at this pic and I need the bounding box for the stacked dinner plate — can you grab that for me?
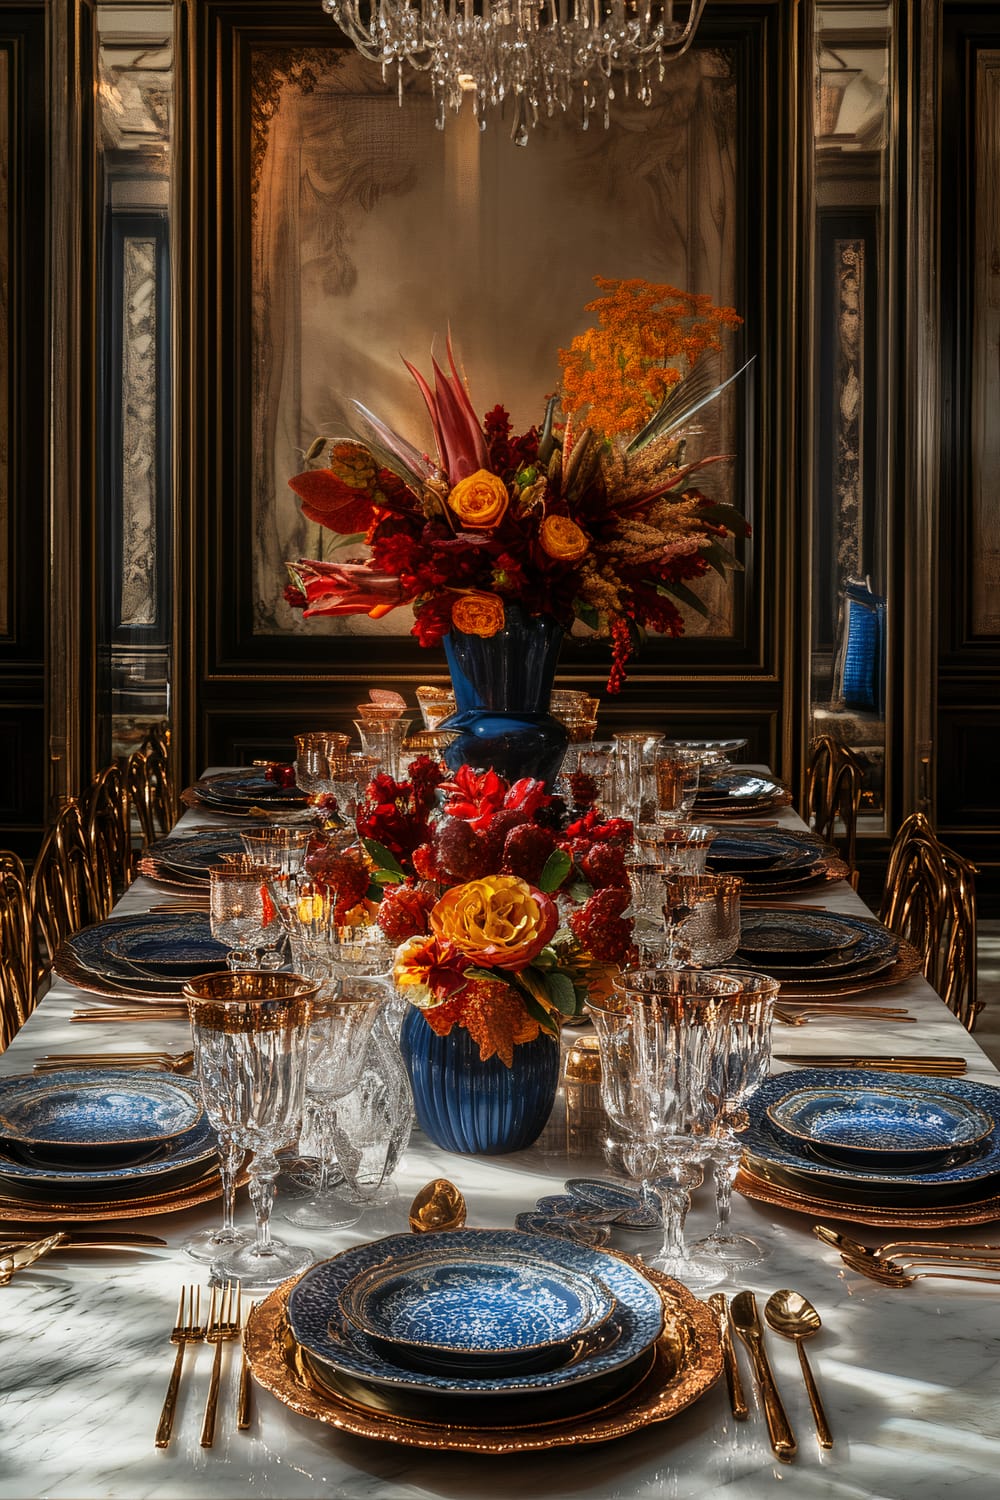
[139,829,248,893]
[243,1228,722,1451]
[183,770,309,819]
[732,909,918,998]
[0,1069,222,1222]
[706,827,847,894]
[737,1068,1000,1228]
[54,911,229,1001]
[694,768,792,817]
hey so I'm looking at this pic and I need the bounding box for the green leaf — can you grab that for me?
[372,868,404,886]
[573,601,601,631]
[567,880,593,904]
[543,968,580,1016]
[538,848,572,893]
[697,503,750,535]
[366,881,383,903]
[462,966,497,984]
[521,991,560,1036]
[656,582,711,618]
[361,838,406,877]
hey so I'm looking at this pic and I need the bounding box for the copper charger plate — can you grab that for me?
[775,937,922,1000]
[245,1259,722,1454]
[0,1163,247,1225]
[53,939,189,1003]
[735,1161,1000,1229]
[137,858,209,897]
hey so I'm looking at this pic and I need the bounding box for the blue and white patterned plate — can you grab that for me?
[66,912,228,989]
[564,1179,662,1230]
[0,1072,202,1155]
[766,1082,994,1171]
[0,1071,215,1190]
[746,1070,1000,1196]
[513,1213,612,1248]
[707,829,826,877]
[338,1246,617,1374]
[287,1230,664,1399]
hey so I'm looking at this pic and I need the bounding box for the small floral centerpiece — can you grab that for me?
[284,278,748,693]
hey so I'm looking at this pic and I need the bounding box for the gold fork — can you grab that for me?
[33,1050,195,1073]
[155,1285,205,1448]
[201,1281,243,1447]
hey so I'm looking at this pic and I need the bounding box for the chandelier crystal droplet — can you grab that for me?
[321,0,709,144]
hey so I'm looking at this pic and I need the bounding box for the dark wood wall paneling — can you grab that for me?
[938,4,1000,903]
[0,4,48,857]
[179,1,799,785]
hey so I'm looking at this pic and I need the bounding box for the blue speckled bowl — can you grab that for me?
[338,1247,616,1375]
[767,1083,994,1170]
[0,1071,202,1155]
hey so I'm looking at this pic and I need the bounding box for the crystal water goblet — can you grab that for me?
[588,968,740,1284]
[295,732,351,796]
[240,826,312,877]
[663,872,743,966]
[613,732,664,823]
[209,863,283,970]
[184,971,318,1289]
[353,719,413,780]
[634,823,718,872]
[691,970,780,1267]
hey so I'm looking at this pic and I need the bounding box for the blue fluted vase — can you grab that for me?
[400,1006,560,1155]
[441,604,568,787]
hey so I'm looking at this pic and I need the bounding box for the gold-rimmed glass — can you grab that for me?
[663,873,743,966]
[208,863,283,970]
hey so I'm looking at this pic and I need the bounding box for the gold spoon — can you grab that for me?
[763,1290,833,1449]
[814,1224,1000,1265]
[408,1178,467,1234]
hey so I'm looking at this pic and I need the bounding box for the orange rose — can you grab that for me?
[539,514,589,562]
[452,593,505,638]
[430,875,558,971]
[447,469,510,529]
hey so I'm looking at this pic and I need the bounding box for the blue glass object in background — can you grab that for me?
[400,1007,560,1155]
[441,604,568,787]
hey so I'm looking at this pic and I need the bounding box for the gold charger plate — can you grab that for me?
[245,1259,722,1454]
[137,858,209,896]
[735,1161,1000,1229]
[0,1165,244,1224]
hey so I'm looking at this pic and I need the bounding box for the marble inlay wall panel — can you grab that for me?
[119,235,158,628]
[972,51,1000,637]
[250,46,741,641]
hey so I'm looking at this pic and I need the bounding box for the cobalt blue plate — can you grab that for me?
[563,1179,662,1230]
[766,1083,993,1171]
[513,1213,612,1248]
[288,1230,663,1400]
[0,1072,202,1156]
[67,912,228,989]
[0,1071,216,1190]
[104,920,229,977]
[707,829,827,878]
[338,1247,617,1375]
[746,1070,1000,1200]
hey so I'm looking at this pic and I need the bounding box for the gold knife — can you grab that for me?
[708,1294,748,1421]
[729,1291,796,1461]
[0,1231,166,1250]
[776,1055,967,1073]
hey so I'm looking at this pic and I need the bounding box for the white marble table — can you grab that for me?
[2,787,999,1500]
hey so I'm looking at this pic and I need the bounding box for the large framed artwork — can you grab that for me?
[179,0,796,765]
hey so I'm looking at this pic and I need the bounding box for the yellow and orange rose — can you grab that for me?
[430,875,558,971]
[451,592,505,638]
[447,469,510,529]
[392,933,470,1008]
[539,514,589,562]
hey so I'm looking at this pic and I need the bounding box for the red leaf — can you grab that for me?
[288,469,376,534]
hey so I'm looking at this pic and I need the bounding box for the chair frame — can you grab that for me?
[0,850,33,1050]
[28,800,101,991]
[804,734,866,886]
[879,811,980,1031]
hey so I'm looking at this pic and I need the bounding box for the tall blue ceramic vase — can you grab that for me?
[400,1006,560,1155]
[441,604,568,787]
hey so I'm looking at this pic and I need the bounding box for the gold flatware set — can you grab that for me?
[714,1288,834,1460]
[155,1282,246,1449]
[774,1005,915,1026]
[813,1223,1000,1288]
[775,1053,967,1075]
[32,1049,195,1072]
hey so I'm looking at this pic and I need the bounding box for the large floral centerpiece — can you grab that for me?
[284,277,748,695]
[307,757,634,1068]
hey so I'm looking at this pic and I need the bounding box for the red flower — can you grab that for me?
[356,776,431,860]
[285,559,405,621]
[411,595,455,647]
[440,766,507,830]
[376,881,436,943]
[570,887,634,965]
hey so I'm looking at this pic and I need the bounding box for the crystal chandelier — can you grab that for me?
[321,0,710,144]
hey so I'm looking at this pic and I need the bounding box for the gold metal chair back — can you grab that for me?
[0,851,33,1050]
[139,719,177,834]
[28,800,101,990]
[804,734,865,887]
[879,812,981,1031]
[84,762,135,917]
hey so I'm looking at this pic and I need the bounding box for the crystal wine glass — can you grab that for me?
[184,971,318,1289]
[588,968,740,1283]
[662,872,743,966]
[240,826,312,878]
[295,732,351,796]
[691,970,780,1267]
[653,751,702,826]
